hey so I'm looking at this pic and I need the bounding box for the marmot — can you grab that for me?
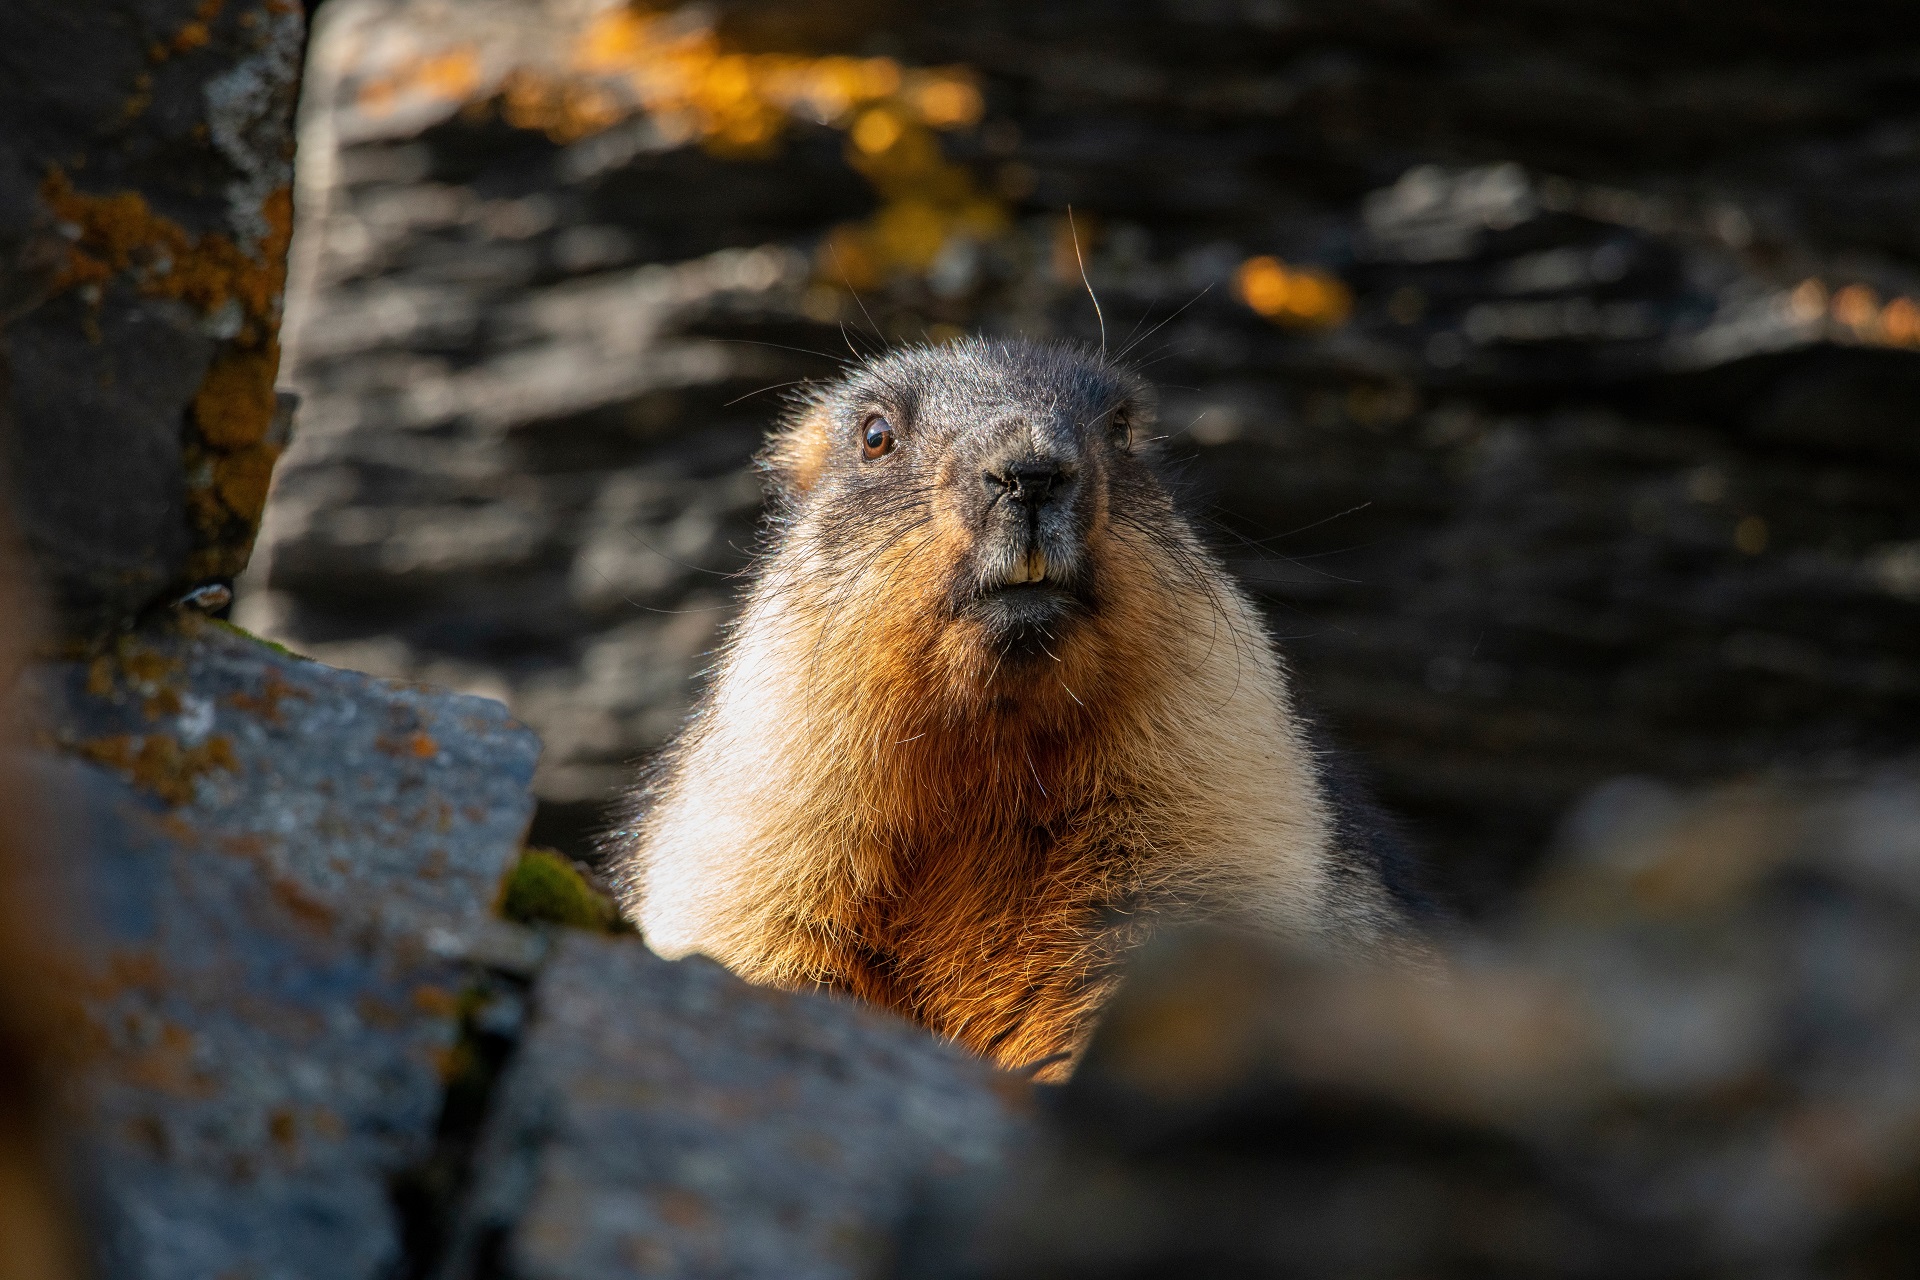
[608,338,1429,1078]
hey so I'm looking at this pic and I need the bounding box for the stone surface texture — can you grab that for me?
[29,621,540,1280]
[441,932,1034,1280]
[0,0,305,639]
[243,0,1920,905]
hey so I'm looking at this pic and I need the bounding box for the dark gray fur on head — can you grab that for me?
[762,338,1179,650]
[747,335,1441,923]
[765,337,1160,504]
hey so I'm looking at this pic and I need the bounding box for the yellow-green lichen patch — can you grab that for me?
[207,618,307,661]
[497,848,625,933]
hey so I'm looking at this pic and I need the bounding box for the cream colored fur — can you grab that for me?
[630,510,1394,981]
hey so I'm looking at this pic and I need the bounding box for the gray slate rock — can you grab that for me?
[0,0,305,638]
[441,932,1034,1280]
[28,621,540,1280]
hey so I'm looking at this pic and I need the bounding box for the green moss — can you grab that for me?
[209,617,307,660]
[498,848,626,932]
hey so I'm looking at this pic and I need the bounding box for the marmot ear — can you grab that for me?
[759,402,833,501]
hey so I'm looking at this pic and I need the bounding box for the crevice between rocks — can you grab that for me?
[390,932,548,1280]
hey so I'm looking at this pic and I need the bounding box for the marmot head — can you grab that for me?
[761,339,1203,720]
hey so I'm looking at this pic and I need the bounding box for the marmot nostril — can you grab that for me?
[610,335,1434,1082]
[986,460,1068,507]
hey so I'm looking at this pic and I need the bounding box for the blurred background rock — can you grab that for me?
[244,0,1920,912]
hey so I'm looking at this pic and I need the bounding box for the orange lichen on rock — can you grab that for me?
[40,171,290,326]
[212,442,281,524]
[1881,296,1920,345]
[74,734,239,807]
[192,342,279,448]
[824,103,1006,288]
[559,9,985,153]
[83,640,184,702]
[356,44,483,117]
[150,0,227,62]
[559,8,1002,259]
[1787,276,1920,350]
[40,170,295,576]
[348,7,1004,286]
[496,67,632,144]
[117,1020,217,1097]
[225,669,305,726]
[140,688,184,721]
[118,646,183,687]
[85,658,115,699]
[187,190,295,572]
[270,876,338,933]
[375,732,439,759]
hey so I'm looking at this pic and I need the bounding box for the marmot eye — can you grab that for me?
[861,415,896,460]
[1109,409,1131,447]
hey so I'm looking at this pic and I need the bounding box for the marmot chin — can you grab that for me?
[609,338,1429,1078]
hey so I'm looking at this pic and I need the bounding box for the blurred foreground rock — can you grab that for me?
[244,0,1920,902]
[28,621,539,1278]
[441,934,1032,1279]
[901,766,1920,1278]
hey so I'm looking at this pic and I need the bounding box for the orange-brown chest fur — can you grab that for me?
[754,527,1190,1076]
[782,711,1160,1076]
[628,467,1286,1079]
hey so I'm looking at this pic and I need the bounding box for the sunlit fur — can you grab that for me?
[609,338,1418,1079]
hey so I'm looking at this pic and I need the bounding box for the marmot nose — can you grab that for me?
[985,459,1068,508]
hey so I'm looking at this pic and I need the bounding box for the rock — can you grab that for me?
[26,620,539,1279]
[239,0,1920,907]
[0,0,305,639]
[900,767,1920,1277]
[439,931,1034,1280]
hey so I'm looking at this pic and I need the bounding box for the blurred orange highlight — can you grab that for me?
[1235,256,1353,328]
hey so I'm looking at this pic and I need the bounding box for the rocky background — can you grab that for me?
[7,0,1920,1277]
[246,0,1920,910]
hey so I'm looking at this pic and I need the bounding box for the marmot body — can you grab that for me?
[609,338,1427,1076]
